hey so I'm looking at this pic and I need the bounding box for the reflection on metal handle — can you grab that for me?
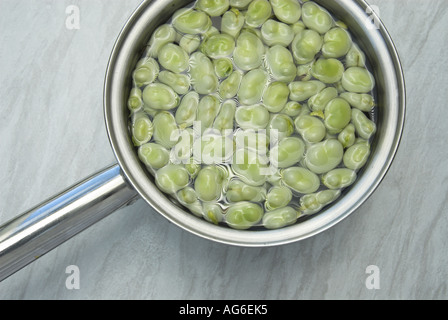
[0,164,138,282]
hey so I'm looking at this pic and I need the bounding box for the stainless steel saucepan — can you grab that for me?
[0,0,406,282]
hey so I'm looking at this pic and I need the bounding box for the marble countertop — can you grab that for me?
[1,0,447,300]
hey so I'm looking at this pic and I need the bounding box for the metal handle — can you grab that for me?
[0,164,138,282]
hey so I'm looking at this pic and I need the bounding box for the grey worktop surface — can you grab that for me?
[0,0,447,300]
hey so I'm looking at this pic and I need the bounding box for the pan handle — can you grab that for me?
[0,164,138,282]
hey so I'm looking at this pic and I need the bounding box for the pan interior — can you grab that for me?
[104,0,405,247]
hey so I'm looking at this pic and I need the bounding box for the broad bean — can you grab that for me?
[294,114,326,143]
[158,71,190,95]
[221,9,245,38]
[194,166,227,201]
[261,20,294,47]
[270,0,301,24]
[153,111,180,149]
[158,43,189,74]
[304,139,344,174]
[338,123,356,148]
[343,140,371,170]
[269,137,305,169]
[291,29,323,65]
[190,52,219,94]
[233,31,265,70]
[155,164,190,194]
[322,27,352,58]
[127,88,143,113]
[324,98,352,134]
[311,58,345,84]
[341,67,375,93]
[131,112,154,146]
[172,8,212,35]
[238,69,268,105]
[281,101,303,117]
[219,70,243,99]
[300,189,341,215]
[226,179,267,202]
[142,82,180,111]
[200,33,235,59]
[281,166,320,194]
[351,108,377,140]
[133,57,159,87]
[213,58,234,79]
[175,92,199,129]
[196,0,230,17]
[308,87,338,112]
[267,114,295,141]
[262,207,298,229]
[345,43,366,68]
[197,95,221,133]
[340,92,375,112]
[245,0,272,28]
[138,143,170,170]
[213,100,236,133]
[289,80,326,102]
[232,148,269,186]
[203,203,224,224]
[234,129,270,155]
[265,186,293,210]
[225,201,264,230]
[263,82,290,113]
[179,34,201,54]
[322,168,357,189]
[235,105,270,130]
[147,24,177,58]
[301,1,333,34]
[265,45,297,83]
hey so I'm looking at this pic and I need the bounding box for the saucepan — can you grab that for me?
[0,0,405,281]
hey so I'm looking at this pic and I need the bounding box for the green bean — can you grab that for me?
[343,141,371,170]
[311,58,345,84]
[322,27,352,59]
[294,114,326,143]
[225,201,264,230]
[265,186,293,211]
[172,8,212,35]
[195,166,227,202]
[234,129,270,155]
[340,92,375,112]
[226,179,267,202]
[281,166,320,194]
[172,128,194,163]
[261,19,294,47]
[324,98,352,134]
[341,67,375,93]
[213,100,236,133]
[127,88,143,113]
[138,143,170,170]
[203,203,224,224]
[245,0,272,28]
[175,92,199,129]
[351,108,377,140]
[197,94,221,133]
[158,71,190,95]
[133,57,159,87]
[131,112,154,146]
[179,34,201,54]
[238,69,268,105]
[300,189,341,215]
[155,164,190,194]
[233,31,265,71]
[213,58,234,79]
[190,52,219,95]
[232,148,269,186]
[270,137,305,169]
[265,45,297,83]
[304,139,344,174]
[196,0,230,17]
[289,80,326,102]
[345,43,366,68]
[219,70,243,99]
[176,187,203,217]
[322,168,357,190]
[153,111,180,149]
[301,1,333,34]
[281,101,303,117]
[270,0,301,24]
[262,206,298,229]
[158,43,189,74]
[338,123,356,148]
[142,82,180,111]
[263,82,290,113]
[229,0,253,9]
[221,8,245,38]
[291,29,323,64]
[308,87,338,112]
[200,33,235,59]
[267,114,295,141]
[147,24,177,58]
